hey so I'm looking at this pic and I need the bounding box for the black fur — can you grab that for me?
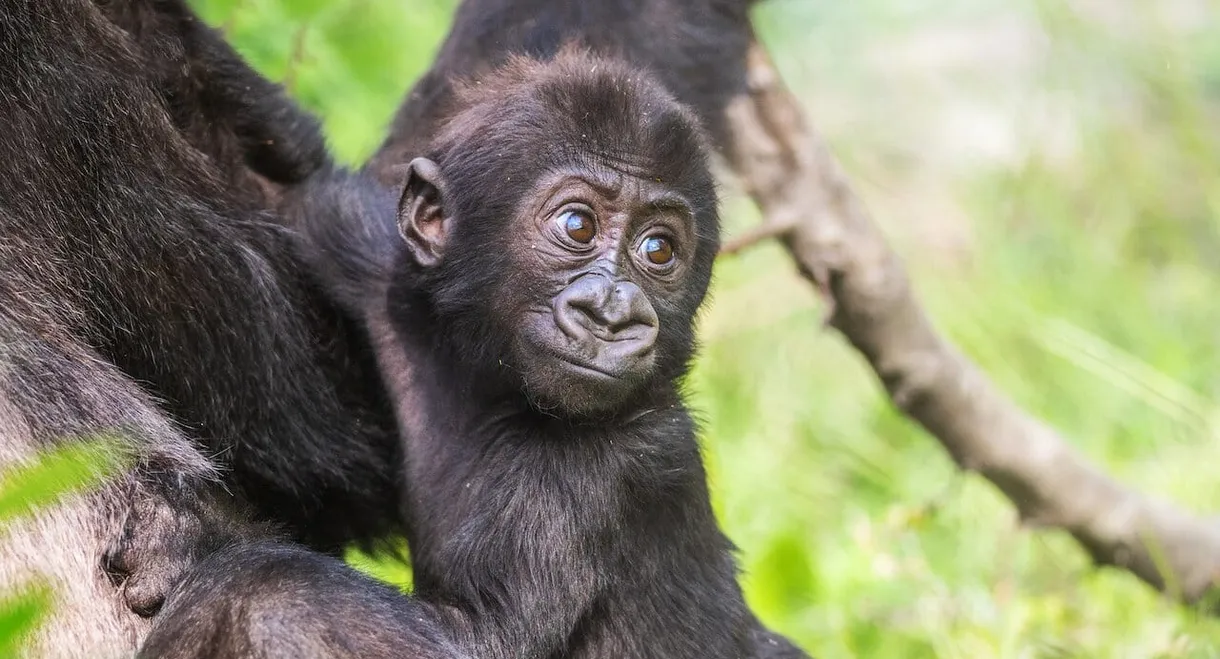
[138,542,462,659]
[95,0,328,205]
[11,0,407,554]
[0,1,410,653]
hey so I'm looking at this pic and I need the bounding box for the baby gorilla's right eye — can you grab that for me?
[640,235,674,265]
[557,209,596,244]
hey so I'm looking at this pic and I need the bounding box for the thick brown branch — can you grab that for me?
[719,218,797,256]
[723,38,1220,607]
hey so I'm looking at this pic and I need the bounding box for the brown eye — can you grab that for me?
[641,235,674,266]
[557,210,595,244]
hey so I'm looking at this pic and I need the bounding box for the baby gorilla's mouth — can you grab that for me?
[550,351,622,379]
[515,311,658,418]
[523,341,656,418]
[548,345,658,383]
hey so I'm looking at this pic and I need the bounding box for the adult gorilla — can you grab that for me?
[0,1,409,655]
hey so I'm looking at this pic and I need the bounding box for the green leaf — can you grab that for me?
[0,585,53,656]
[0,437,128,525]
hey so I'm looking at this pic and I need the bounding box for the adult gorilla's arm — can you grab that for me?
[0,1,277,653]
[95,0,329,206]
[0,2,419,655]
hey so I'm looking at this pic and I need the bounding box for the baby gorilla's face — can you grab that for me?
[392,52,721,419]
[505,169,699,417]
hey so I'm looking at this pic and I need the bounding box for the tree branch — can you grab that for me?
[721,37,1220,608]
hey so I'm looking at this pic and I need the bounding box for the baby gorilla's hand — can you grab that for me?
[102,480,272,617]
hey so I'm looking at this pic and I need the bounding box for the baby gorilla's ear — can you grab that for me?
[396,158,452,268]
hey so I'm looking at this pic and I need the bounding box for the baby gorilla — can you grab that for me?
[140,50,808,659]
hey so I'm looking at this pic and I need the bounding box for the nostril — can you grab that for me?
[555,301,587,341]
[575,302,653,341]
[554,288,603,340]
[570,302,606,332]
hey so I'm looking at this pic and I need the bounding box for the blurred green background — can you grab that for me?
[187,0,1220,656]
[6,0,1220,656]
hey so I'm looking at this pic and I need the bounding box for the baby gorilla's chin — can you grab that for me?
[518,347,655,419]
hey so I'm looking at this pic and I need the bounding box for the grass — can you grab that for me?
[163,0,1220,655]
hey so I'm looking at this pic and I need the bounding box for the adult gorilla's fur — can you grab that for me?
[0,1,405,654]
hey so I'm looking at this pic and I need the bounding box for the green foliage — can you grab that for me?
[0,439,129,525]
[0,437,129,653]
[345,540,414,592]
[191,0,456,164]
[0,586,53,658]
[191,0,1220,655]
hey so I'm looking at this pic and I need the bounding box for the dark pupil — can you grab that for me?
[644,237,673,264]
[564,212,594,243]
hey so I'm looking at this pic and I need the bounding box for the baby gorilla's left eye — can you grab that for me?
[557,210,596,244]
[640,235,675,266]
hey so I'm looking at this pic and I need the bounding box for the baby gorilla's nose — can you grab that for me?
[554,273,659,355]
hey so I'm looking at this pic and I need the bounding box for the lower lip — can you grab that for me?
[552,354,621,380]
